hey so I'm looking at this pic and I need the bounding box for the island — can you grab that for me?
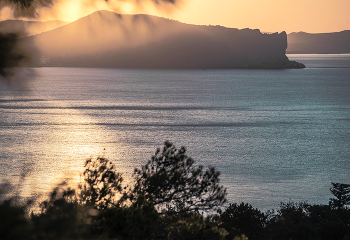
[3,10,305,69]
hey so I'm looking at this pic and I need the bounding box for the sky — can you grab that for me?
[169,0,350,33]
[1,0,350,33]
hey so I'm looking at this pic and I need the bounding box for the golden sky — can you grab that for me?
[1,0,350,33]
[169,0,350,33]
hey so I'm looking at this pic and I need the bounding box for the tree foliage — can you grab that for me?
[157,212,227,240]
[79,156,125,209]
[93,195,159,240]
[0,33,27,78]
[0,198,32,240]
[31,183,87,240]
[330,182,350,209]
[220,202,267,240]
[2,142,350,240]
[267,201,350,240]
[0,0,54,18]
[132,141,227,213]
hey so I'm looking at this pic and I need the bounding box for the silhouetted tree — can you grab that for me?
[330,182,350,210]
[0,198,33,240]
[267,201,315,240]
[0,142,230,239]
[0,181,34,240]
[93,194,159,240]
[308,204,350,240]
[1,0,53,18]
[0,33,27,78]
[220,202,267,240]
[158,212,227,240]
[30,182,92,240]
[267,201,350,240]
[132,141,227,213]
[79,156,125,210]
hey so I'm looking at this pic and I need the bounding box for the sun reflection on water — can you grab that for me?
[1,99,129,200]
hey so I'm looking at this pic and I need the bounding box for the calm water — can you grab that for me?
[1,54,350,210]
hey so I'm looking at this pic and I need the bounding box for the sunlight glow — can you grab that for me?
[37,0,110,22]
[14,100,128,200]
[33,0,181,23]
[0,6,14,21]
[1,0,348,33]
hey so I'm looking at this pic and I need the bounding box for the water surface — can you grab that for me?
[1,54,350,210]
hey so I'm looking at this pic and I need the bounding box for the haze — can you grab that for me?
[1,0,349,33]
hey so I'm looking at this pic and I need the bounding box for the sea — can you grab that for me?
[1,54,350,211]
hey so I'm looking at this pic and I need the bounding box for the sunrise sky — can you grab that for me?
[1,0,350,34]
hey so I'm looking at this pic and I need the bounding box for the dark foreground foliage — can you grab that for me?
[221,202,267,240]
[0,33,27,78]
[0,141,349,240]
[132,141,227,213]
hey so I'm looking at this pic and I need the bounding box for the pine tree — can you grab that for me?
[329,182,350,209]
[132,141,227,213]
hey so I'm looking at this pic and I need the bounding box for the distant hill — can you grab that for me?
[24,10,303,68]
[287,30,350,54]
[0,20,68,36]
